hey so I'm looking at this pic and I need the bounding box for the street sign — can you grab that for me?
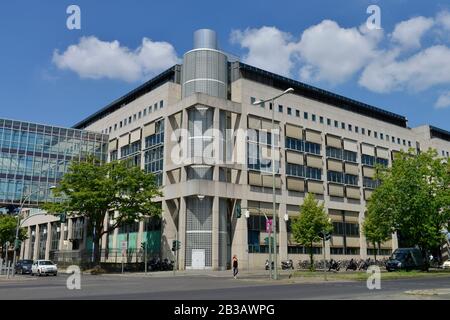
[266,219,273,233]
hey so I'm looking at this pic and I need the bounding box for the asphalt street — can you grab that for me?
[1,273,450,300]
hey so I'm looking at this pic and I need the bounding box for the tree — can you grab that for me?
[44,157,162,266]
[0,215,27,257]
[291,193,332,271]
[367,148,450,259]
[362,211,391,261]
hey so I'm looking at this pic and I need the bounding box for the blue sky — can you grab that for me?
[0,0,449,130]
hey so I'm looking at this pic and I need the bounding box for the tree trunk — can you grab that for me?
[93,234,101,267]
[309,241,314,271]
[373,242,377,262]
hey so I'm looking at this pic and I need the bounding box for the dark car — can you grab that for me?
[15,259,34,275]
[385,248,427,272]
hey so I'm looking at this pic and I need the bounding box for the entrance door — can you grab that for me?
[191,249,206,269]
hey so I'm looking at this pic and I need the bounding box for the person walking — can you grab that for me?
[232,255,238,279]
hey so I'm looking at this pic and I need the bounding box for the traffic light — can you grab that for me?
[236,202,241,218]
[172,240,181,252]
[325,233,332,241]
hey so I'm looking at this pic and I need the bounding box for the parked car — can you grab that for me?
[442,260,450,269]
[31,260,58,276]
[15,259,34,275]
[385,248,427,272]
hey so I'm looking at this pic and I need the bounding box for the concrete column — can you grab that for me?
[33,224,40,260]
[59,223,65,251]
[278,203,288,262]
[178,197,186,270]
[67,218,73,250]
[161,200,177,260]
[212,196,220,270]
[24,226,31,259]
[232,199,248,270]
[45,222,52,260]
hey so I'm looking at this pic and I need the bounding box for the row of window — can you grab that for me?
[327,171,359,186]
[361,154,388,167]
[325,146,358,162]
[285,137,321,155]
[250,97,415,148]
[286,163,322,180]
[101,100,164,134]
[333,222,360,236]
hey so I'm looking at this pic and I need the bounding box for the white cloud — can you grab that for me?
[436,10,450,31]
[230,27,298,77]
[390,16,434,50]
[435,91,450,109]
[359,45,450,93]
[297,20,381,84]
[53,36,179,82]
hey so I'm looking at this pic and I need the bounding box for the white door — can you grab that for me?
[191,249,205,269]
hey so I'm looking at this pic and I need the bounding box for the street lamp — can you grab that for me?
[253,88,294,280]
[11,185,56,277]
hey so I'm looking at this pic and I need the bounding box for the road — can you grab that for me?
[1,273,450,300]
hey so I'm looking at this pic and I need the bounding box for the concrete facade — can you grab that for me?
[19,30,450,270]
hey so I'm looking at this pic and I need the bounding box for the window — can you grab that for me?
[355,126,359,133]
[380,133,384,140]
[250,97,256,104]
[286,163,305,177]
[154,103,157,111]
[361,128,365,135]
[341,122,345,130]
[408,141,411,147]
[363,177,379,189]
[110,150,118,161]
[392,136,395,143]
[287,107,292,115]
[278,105,283,112]
[334,120,338,128]
[403,139,406,146]
[128,116,132,123]
[376,157,388,167]
[143,109,147,116]
[361,154,375,166]
[344,174,358,186]
[138,111,142,119]
[285,137,304,152]
[312,114,316,122]
[269,102,273,110]
[120,121,123,128]
[343,150,357,162]
[374,131,378,138]
[368,130,371,136]
[327,170,343,183]
[114,124,117,131]
[326,146,343,160]
[304,112,308,120]
[121,141,141,158]
[160,100,164,109]
[304,141,321,155]
[348,124,352,132]
[306,167,322,180]
[397,138,400,144]
[327,118,331,126]
[320,116,324,124]
[149,105,152,113]
[386,134,389,141]
[133,114,137,121]
[296,110,300,117]
[124,119,127,126]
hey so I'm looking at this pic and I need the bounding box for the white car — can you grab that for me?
[443,260,450,269]
[31,260,58,276]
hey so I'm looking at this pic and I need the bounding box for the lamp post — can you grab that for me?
[11,185,56,277]
[253,88,294,280]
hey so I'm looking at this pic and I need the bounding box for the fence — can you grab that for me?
[49,248,160,271]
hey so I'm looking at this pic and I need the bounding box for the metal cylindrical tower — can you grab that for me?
[182,29,228,99]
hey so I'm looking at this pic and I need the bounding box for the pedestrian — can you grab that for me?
[232,255,238,279]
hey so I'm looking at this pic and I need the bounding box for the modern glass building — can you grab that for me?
[0,118,108,208]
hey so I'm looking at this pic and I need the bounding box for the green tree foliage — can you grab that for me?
[44,157,162,265]
[362,211,391,261]
[0,215,27,255]
[366,148,450,257]
[291,193,332,270]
